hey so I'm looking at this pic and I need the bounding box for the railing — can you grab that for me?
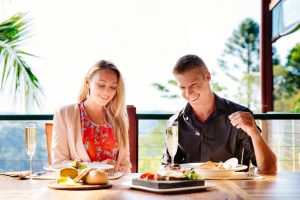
[1,113,300,172]
[2,112,300,120]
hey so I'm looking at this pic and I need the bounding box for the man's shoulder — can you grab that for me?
[217,95,251,113]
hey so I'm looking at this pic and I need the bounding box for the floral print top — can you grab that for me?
[79,102,118,162]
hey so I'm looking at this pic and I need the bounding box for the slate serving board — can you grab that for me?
[132,178,205,189]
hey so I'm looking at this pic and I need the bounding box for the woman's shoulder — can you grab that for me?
[55,103,79,114]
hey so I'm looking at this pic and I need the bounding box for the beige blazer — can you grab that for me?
[52,104,132,172]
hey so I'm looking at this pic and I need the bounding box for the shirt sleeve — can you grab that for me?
[52,108,71,164]
[118,141,132,173]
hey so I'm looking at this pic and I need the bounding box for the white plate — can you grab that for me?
[121,182,215,193]
[48,181,112,190]
[180,163,248,171]
[108,172,123,180]
[44,161,114,171]
[180,163,248,178]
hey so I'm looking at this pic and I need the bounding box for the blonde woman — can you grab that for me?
[52,60,131,172]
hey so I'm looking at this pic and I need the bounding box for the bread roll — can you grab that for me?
[85,169,108,185]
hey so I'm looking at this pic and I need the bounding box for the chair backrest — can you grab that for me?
[45,122,53,165]
[127,105,138,172]
[44,105,138,172]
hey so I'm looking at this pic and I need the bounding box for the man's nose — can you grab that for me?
[185,88,192,96]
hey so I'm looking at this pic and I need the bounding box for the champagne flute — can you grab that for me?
[25,122,37,181]
[165,121,178,166]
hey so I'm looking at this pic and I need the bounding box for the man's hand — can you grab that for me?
[229,111,259,137]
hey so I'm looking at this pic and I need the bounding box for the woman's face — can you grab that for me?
[87,69,118,106]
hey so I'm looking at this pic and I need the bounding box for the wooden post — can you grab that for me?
[261,0,273,112]
[127,105,138,172]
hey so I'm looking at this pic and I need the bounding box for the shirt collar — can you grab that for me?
[181,93,228,118]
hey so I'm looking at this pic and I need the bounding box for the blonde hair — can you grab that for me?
[78,60,129,147]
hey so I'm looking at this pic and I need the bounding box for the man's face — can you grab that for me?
[174,68,211,106]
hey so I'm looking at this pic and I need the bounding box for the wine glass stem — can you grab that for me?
[29,156,32,181]
[171,156,174,165]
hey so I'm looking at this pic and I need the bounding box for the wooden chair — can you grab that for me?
[44,105,138,172]
[45,122,53,165]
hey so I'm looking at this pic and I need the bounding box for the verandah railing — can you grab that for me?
[0,113,300,172]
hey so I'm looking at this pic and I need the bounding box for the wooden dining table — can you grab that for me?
[0,172,300,200]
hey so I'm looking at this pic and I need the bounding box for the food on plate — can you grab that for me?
[60,167,79,179]
[56,167,108,186]
[85,169,108,185]
[57,176,82,186]
[195,161,226,170]
[139,169,201,181]
[72,159,88,170]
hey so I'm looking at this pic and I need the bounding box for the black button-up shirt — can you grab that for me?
[162,94,257,167]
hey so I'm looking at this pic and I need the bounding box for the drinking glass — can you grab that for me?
[165,121,178,166]
[25,122,37,181]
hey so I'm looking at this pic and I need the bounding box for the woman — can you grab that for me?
[52,60,131,172]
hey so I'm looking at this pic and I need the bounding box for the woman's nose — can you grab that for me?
[104,86,112,94]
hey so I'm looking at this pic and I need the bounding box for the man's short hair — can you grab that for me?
[173,54,208,77]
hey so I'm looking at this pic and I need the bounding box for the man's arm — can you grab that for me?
[229,111,277,174]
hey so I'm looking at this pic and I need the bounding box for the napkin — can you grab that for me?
[0,170,30,179]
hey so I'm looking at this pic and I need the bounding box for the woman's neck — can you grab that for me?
[83,99,107,124]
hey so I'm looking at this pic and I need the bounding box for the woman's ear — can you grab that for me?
[85,78,90,88]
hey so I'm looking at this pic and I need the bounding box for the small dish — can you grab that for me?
[108,172,123,180]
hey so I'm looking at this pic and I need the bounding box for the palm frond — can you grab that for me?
[0,13,43,112]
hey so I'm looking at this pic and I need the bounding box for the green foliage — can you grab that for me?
[0,12,43,112]
[139,121,166,173]
[273,43,300,112]
[218,18,260,110]
[152,76,226,100]
[152,80,180,99]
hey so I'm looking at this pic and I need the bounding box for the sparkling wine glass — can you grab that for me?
[165,121,178,166]
[25,122,37,181]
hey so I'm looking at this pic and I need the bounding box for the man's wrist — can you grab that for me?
[249,129,262,141]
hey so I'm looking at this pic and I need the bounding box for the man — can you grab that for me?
[162,54,277,174]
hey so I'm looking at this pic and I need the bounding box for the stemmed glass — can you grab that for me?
[165,121,178,166]
[24,122,37,181]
